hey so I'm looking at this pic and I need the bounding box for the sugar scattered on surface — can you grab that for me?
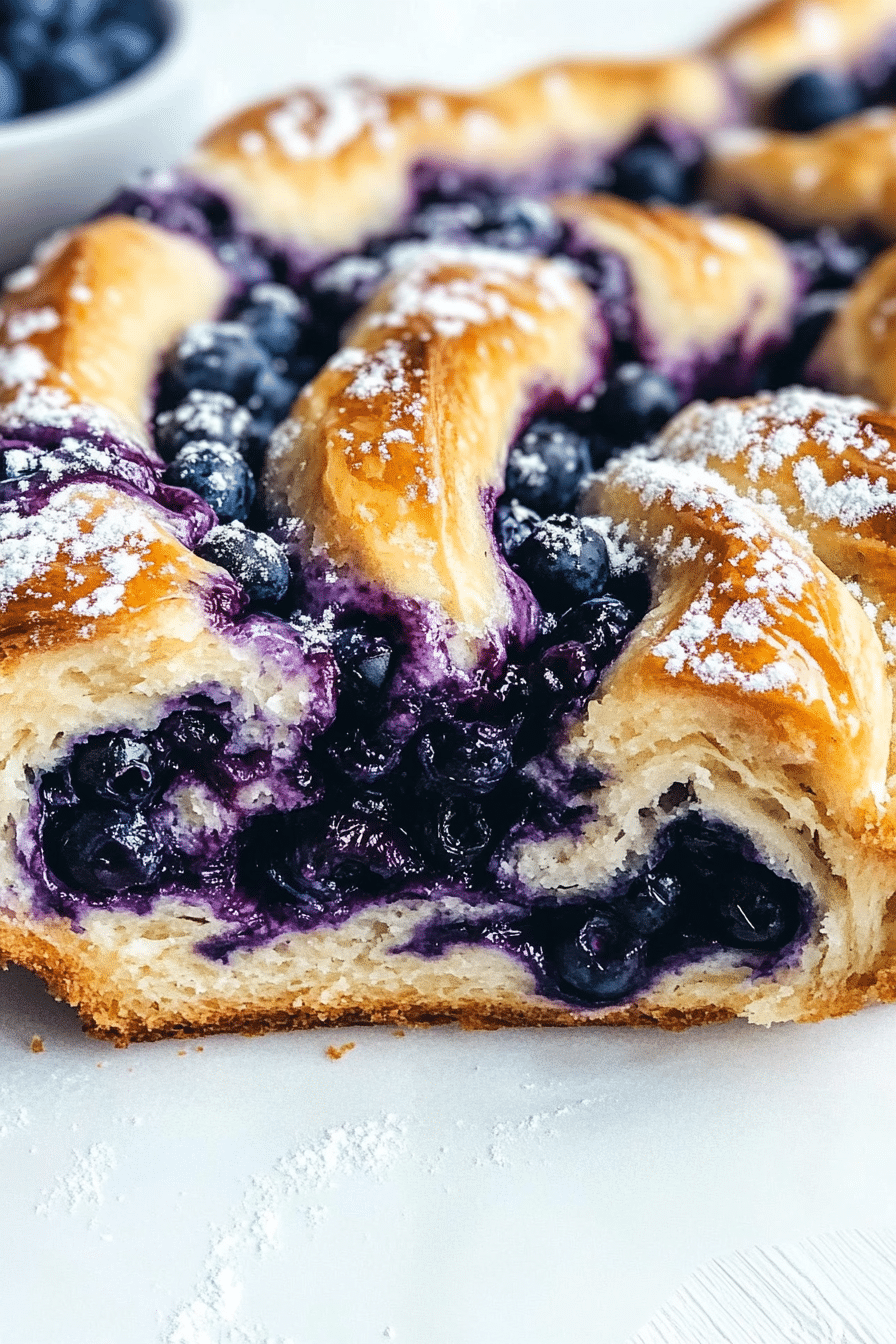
[36,1141,115,1218]
[264,81,395,161]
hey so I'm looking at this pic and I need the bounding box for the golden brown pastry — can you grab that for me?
[808,240,896,400]
[705,109,896,238]
[6,2,896,1041]
[709,0,896,101]
[189,58,733,254]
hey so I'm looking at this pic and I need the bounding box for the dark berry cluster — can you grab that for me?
[423,813,805,1005]
[42,707,230,903]
[0,0,162,121]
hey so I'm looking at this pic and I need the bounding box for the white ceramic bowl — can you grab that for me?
[0,0,205,273]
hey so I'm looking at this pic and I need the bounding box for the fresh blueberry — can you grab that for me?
[505,420,592,514]
[0,53,21,116]
[56,0,105,31]
[594,363,680,446]
[247,364,298,424]
[511,514,610,610]
[423,796,493,866]
[768,290,842,385]
[69,732,158,806]
[789,227,871,291]
[774,69,864,132]
[0,1,61,21]
[332,625,393,711]
[611,142,688,204]
[163,322,271,405]
[477,197,563,252]
[194,521,291,608]
[1,17,47,73]
[98,19,156,77]
[164,441,255,524]
[48,807,164,900]
[494,498,541,559]
[28,33,116,110]
[154,390,252,462]
[616,870,680,937]
[418,720,514,797]
[553,595,636,670]
[238,283,308,359]
[161,708,229,763]
[540,905,646,1003]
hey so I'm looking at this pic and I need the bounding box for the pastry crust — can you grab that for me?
[705,109,896,239]
[809,241,896,401]
[709,0,896,98]
[551,192,796,395]
[190,59,733,254]
[264,245,600,653]
[0,216,229,446]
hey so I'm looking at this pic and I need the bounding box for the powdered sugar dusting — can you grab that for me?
[652,388,896,527]
[264,81,396,161]
[609,452,818,695]
[0,483,157,628]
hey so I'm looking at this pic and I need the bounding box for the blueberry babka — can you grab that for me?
[6,0,896,1041]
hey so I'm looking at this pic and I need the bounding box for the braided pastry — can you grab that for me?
[8,2,896,1040]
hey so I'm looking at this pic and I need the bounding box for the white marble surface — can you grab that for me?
[8,1,896,1341]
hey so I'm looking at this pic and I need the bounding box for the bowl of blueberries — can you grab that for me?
[0,0,202,271]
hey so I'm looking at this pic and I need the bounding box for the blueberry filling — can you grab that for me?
[415,814,806,1006]
[773,70,865,133]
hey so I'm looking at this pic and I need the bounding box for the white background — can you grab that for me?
[6,2,896,1342]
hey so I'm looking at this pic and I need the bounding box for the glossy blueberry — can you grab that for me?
[325,721,404,786]
[494,498,540,559]
[194,521,291,608]
[616,869,680,937]
[154,390,252,461]
[665,816,802,953]
[28,33,116,110]
[594,363,680,446]
[541,906,646,1003]
[164,441,255,524]
[163,322,271,404]
[270,795,421,907]
[505,420,592,514]
[531,640,599,709]
[238,283,308,358]
[99,19,156,77]
[774,69,864,133]
[709,864,802,950]
[418,720,514,797]
[423,796,493,866]
[553,595,636,670]
[48,807,164,900]
[332,625,394,711]
[611,142,688,204]
[69,732,157,806]
[0,53,21,116]
[161,708,229,763]
[511,514,610,610]
[1,17,47,73]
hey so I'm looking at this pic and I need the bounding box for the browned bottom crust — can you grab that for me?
[4,921,890,1046]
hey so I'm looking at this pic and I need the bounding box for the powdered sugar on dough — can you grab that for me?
[652,388,896,527]
[265,82,396,161]
[0,484,156,623]
[611,454,816,695]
